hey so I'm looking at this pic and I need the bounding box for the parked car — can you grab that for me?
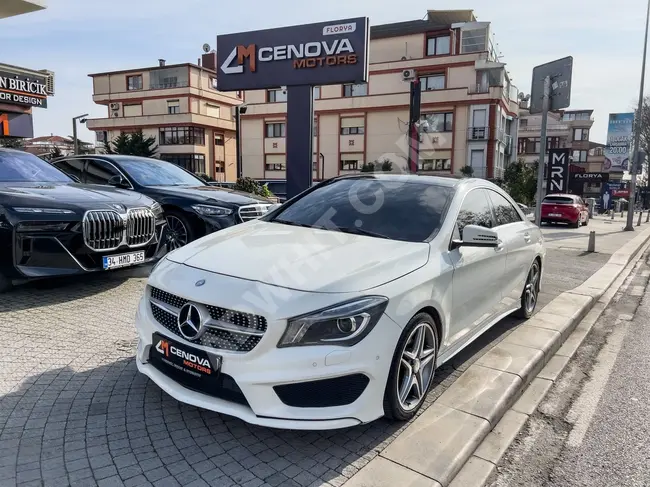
[134,174,545,429]
[52,155,273,250]
[541,194,589,227]
[0,149,167,292]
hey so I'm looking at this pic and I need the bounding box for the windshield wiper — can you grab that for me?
[335,226,390,239]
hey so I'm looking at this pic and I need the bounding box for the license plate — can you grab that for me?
[150,333,220,378]
[103,251,145,270]
[549,213,562,217]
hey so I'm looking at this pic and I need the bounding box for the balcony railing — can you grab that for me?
[149,81,190,90]
[519,124,569,132]
[468,126,489,140]
[469,84,490,94]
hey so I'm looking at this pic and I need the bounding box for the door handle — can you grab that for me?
[523,233,531,243]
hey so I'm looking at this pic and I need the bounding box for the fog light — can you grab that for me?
[337,317,357,334]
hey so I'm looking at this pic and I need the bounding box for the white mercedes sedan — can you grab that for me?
[135,175,545,430]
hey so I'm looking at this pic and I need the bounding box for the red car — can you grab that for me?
[541,194,589,228]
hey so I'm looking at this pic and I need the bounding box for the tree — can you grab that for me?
[105,131,157,157]
[380,159,393,172]
[0,137,24,150]
[502,159,537,206]
[50,146,63,159]
[233,177,274,198]
[460,165,474,177]
[360,162,375,172]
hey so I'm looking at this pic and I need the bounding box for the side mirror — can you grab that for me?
[107,175,129,188]
[451,224,500,250]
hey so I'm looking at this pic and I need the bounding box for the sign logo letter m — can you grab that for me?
[221,44,256,75]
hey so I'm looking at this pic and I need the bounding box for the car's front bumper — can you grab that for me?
[134,269,402,430]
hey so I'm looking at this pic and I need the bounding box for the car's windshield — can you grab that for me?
[0,151,72,183]
[270,178,454,242]
[116,158,205,187]
[543,196,574,205]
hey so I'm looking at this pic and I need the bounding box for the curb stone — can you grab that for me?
[344,225,650,487]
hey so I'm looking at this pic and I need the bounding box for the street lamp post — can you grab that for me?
[234,104,247,179]
[625,0,650,231]
[72,114,89,155]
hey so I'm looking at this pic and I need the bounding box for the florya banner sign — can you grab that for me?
[546,148,570,194]
[604,112,634,172]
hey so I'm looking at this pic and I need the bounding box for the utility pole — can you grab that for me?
[625,0,650,230]
[534,76,551,226]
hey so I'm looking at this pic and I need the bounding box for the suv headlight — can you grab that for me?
[150,202,163,219]
[191,204,232,217]
[12,207,74,215]
[278,296,389,348]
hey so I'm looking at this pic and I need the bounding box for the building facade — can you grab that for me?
[1,0,45,19]
[86,56,242,181]
[239,10,520,182]
[23,135,94,158]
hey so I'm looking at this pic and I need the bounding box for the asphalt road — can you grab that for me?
[487,248,650,487]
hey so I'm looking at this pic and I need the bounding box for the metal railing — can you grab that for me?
[469,84,490,94]
[149,81,190,90]
[468,126,490,140]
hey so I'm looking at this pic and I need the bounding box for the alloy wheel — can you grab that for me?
[166,215,189,250]
[396,322,437,411]
[524,262,540,314]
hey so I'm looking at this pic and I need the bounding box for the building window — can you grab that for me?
[265,122,286,138]
[340,159,359,171]
[418,159,451,171]
[215,161,225,173]
[205,104,221,118]
[159,127,206,145]
[343,83,368,97]
[167,100,180,114]
[524,137,541,154]
[265,162,286,171]
[421,112,453,132]
[547,137,561,150]
[267,88,287,103]
[160,154,206,174]
[341,126,364,135]
[572,150,588,162]
[563,112,591,121]
[214,134,224,146]
[573,128,589,141]
[126,75,143,91]
[426,35,451,56]
[313,86,321,100]
[209,77,218,90]
[420,74,445,91]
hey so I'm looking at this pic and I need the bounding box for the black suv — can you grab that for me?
[0,149,167,292]
[53,155,273,249]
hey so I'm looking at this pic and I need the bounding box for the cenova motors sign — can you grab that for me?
[216,17,369,91]
[0,70,48,108]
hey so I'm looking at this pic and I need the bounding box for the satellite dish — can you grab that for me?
[202,43,211,53]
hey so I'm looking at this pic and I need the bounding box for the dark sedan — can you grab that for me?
[52,155,273,249]
[0,149,167,292]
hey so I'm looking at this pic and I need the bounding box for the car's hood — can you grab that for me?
[147,185,270,205]
[166,220,431,293]
[0,182,151,207]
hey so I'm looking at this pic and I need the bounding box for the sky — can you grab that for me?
[1,0,648,144]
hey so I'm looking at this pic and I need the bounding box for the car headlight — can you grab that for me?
[278,296,389,348]
[191,204,233,217]
[150,202,163,219]
[12,207,75,215]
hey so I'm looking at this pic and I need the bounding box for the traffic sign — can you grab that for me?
[530,56,573,114]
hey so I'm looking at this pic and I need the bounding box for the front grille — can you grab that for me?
[238,204,272,222]
[126,208,156,246]
[273,374,370,408]
[83,210,124,251]
[150,287,268,353]
[83,208,155,251]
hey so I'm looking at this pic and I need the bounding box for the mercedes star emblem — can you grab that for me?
[177,303,204,341]
[195,279,205,287]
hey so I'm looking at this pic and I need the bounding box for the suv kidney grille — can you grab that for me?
[83,208,156,251]
[238,204,271,222]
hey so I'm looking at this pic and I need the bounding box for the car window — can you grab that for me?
[270,178,455,242]
[53,159,84,182]
[543,196,573,205]
[0,150,72,183]
[84,159,122,185]
[456,189,494,238]
[487,190,522,226]
[115,158,205,187]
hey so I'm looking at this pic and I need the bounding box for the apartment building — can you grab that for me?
[1,0,45,19]
[239,10,520,181]
[23,135,94,158]
[86,55,242,181]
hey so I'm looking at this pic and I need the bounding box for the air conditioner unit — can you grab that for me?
[112,111,120,118]
[38,70,55,95]
[110,103,120,110]
[402,69,416,81]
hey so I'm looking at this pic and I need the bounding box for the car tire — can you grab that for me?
[572,218,581,228]
[515,260,541,319]
[0,272,12,294]
[165,210,197,250]
[582,215,589,226]
[384,312,439,422]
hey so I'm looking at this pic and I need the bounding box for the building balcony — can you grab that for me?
[468,126,489,140]
[519,124,569,133]
[1,0,45,19]
[92,86,238,107]
[504,134,513,154]
[86,113,236,132]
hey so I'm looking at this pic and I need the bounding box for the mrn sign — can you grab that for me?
[546,148,570,194]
